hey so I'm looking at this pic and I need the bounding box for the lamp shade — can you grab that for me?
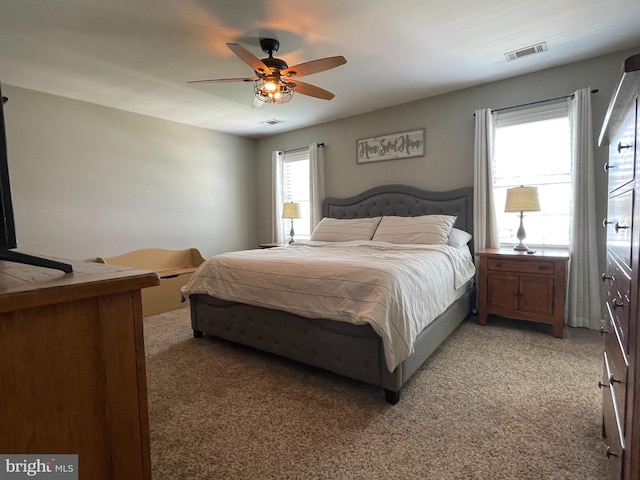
[504,186,541,213]
[282,202,301,219]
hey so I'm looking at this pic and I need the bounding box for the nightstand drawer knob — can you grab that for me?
[600,326,608,335]
[606,446,619,458]
[598,381,609,389]
[603,218,614,228]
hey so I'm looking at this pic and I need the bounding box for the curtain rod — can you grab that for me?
[477,89,599,116]
[284,143,324,154]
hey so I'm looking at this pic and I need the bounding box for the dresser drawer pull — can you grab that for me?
[618,141,633,153]
[598,381,609,389]
[611,298,625,310]
[609,374,622,384]
[614,222,629,233]
[606,446,620,458]
[601,273,613,283]
[604,162,615,172]
[603,218,614,228]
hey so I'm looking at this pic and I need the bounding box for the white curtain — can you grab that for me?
[271,150,284,242]
[567,88,601,329]
[473,108,500,253]
[309,143,325,229]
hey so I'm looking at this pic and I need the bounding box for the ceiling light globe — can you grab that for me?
[254,79,294,104]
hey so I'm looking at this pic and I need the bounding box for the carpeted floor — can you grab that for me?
[144,307,607,480]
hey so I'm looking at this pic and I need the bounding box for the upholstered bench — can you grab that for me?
[97,248,205,316]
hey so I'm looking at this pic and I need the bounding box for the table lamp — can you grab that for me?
[504,186,540,251]
[282,202,301,243]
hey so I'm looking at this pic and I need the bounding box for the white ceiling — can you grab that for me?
[1,0,640,139]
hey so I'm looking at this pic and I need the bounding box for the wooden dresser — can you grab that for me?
[476,248,568,338]
[599,52,640,480]
[0,258,159,480]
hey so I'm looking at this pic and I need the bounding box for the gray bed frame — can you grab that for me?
[189,184,475,404]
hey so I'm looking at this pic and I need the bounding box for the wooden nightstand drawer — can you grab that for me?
[487,258,555,275]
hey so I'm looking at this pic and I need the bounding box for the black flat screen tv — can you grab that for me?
[0,83,72,272]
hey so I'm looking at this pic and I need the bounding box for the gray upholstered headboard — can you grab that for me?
[322,184,474,250]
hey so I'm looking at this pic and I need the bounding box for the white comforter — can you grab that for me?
[181,241,475,371]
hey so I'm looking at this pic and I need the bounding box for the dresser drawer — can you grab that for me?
[602,252,619,306]
[602,352,625,474]
[604,313,629,405]
[487,258,554,275]
[605,253,631,351]
[606,187,633,271]
[607,103,636,192]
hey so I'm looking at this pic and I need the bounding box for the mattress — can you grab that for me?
[182,240,475,371]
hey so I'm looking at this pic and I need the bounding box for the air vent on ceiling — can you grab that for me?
[261,118,285,126]
[505,42,548,62]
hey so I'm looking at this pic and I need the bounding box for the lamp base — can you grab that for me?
[289,220,295,244]
[513,211,528,251]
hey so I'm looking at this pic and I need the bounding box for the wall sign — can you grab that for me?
[356,129,425,164]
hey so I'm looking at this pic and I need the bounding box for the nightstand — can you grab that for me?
[476,248,569,338]
[258,242,288,249]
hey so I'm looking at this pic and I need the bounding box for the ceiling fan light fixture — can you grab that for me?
[254,78,294,104]
[188,39,345,103]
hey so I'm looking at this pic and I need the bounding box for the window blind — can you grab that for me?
[282,148,311,238]
[493,101,571,247]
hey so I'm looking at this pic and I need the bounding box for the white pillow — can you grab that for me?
[310,217,382,242]
[447,228,472,247]
[372,215,457,245]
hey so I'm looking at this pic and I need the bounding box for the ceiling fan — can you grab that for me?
[188,38,347,104]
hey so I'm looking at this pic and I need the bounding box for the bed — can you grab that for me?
[183,184,475,404]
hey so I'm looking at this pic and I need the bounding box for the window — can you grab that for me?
[493,102,571,247]
[281,148,311,240]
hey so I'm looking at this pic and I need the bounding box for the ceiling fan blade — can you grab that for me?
[289,80,335,100]
[187,77,257,84]
[227,43,272,75]
[282,56,347,78]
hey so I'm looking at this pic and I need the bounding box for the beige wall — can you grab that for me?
[3,85,257,260]
[256,46,640,276]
